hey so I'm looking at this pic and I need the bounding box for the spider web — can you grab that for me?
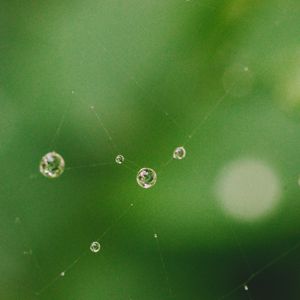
[1,1,300,300]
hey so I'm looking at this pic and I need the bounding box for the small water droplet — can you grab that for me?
[90,241,101,253]
[244,285,248,291]
[154,233,158,239]
[39,152,65,178]
[136,168,157,189]
[173,146,186,160]
[115,154,125,165]
[60,272,65,277]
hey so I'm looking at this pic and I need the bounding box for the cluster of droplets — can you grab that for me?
[35,144,186,293]
[39,147,186,190]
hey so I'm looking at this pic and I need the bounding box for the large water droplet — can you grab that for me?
[39,152,65,178]
[136,168,157,189]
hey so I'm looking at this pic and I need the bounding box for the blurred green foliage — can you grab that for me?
[0,0,300,299]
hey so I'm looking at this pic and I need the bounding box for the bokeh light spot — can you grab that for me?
[215,158,282,221]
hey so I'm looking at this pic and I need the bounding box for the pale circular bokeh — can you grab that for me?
[215,159,282,221]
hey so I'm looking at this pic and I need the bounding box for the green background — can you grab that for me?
[1,0,299,299]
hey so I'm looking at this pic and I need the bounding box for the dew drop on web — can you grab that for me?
[115,154,125,165]
[90,241,101,253]
[136,168,157,189]
[39,151,65,179]
[173,146,186,160]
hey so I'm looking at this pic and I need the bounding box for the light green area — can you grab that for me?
[0,0,300,299]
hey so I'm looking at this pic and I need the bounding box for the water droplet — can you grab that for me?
[136,168,157,189]
[40,152,65,178]
[173,146,186,160]
[60,272,65,277]
[90,241,101,253]
[115,154,125,165]
[154,233,158,239]
[244,285,249,291]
